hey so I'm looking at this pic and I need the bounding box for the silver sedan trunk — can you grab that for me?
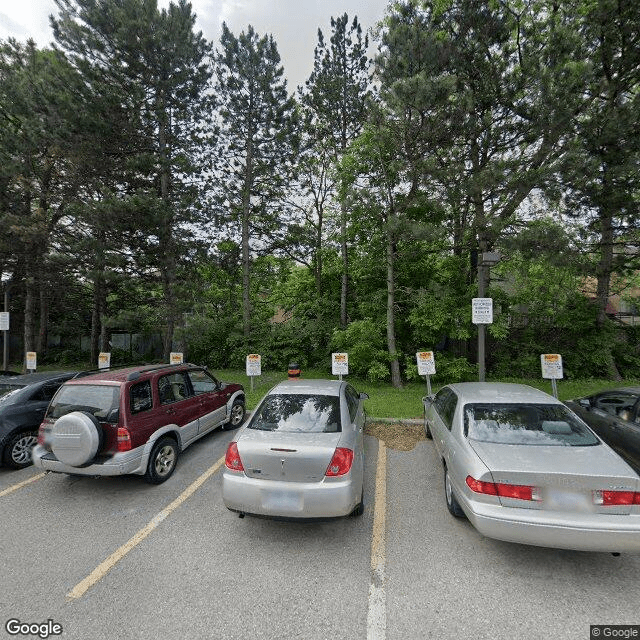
[469,440,640,515]
[237,431,341,483]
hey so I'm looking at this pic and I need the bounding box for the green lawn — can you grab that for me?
[19,363,640,420]
[211,368,640,420]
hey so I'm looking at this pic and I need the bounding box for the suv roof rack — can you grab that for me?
[126,362,196,381]
[71,362,197,382]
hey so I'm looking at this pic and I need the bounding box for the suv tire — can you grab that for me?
[145,436,179,484]
[51,412,103,466]
[3,431,38,469]
[223,400,245,430]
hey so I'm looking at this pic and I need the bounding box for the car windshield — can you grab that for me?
[465,403,599,446]
[48,384,120,421]
[249,394,341,433]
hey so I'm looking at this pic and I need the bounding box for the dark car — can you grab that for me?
[0,371,78,469]
[33,363,245,484]
[566,387,640,474]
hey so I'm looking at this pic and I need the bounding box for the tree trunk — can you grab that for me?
[315,209,323,295]
[23,275,36,367]
[37,285,48,356]
[158,98,177,362]
[386,222,402,389]
[241,134,254,341]
[594,181,621,381]
[340,199,348,328]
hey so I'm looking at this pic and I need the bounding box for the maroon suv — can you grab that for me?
[32,364,245,483]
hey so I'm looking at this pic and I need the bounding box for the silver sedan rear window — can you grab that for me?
[465,403,599,446]
[249,394,341,433]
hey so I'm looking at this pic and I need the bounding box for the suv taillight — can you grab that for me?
[38,419,54,448]
[325,448,354,477]
[225,442,244,472]
[116,427,132,452]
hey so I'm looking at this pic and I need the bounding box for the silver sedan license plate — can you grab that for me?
[262,489,303,512]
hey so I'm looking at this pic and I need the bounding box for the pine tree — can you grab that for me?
[301,14,371,327]
[210,23,298,341]
[51,0,212,361]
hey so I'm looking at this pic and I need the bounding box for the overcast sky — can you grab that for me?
[0,0,389,90]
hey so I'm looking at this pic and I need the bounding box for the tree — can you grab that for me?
[374,0,590,373]
[301,14,371,327]
[211,23,298,342]
[0,40,89,362]
[556,0,640,378]
[52,0,212,361]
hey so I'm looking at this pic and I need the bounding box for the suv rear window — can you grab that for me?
[249,394,341,433]
[465,403,599,446]
[48,384,120,422]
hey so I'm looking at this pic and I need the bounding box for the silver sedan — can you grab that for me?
[424,382,640,552]
[222,379,367,519]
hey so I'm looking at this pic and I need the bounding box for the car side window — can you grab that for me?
[130,381,153,414]
[186,369,218,395]
[441,392,458,431]
[158,373,191,404]
[433,389,451,420]
[345,385,359,422]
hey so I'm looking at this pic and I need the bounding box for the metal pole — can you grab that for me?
[478,263,486,382]
[551,378,558,399]
[425,375,432,396]
[3,286,9,371]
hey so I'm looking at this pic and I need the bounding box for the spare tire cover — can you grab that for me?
[51,411,101,466]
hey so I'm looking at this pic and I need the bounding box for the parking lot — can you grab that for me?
[1,425,639,640]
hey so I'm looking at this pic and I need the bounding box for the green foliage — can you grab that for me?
[330,319,390,382]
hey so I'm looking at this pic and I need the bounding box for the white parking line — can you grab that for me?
[0,472,46,498]
[367,441,387,640]
[67,456,225,600]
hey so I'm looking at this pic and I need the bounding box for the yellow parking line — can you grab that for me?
[67,456,225,600]
[0,472,46,498]
[367,441,387,640]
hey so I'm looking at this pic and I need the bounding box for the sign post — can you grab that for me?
[246,354,262,391]
[416,351,436,396]
[0,312,8,371]
[98,352,111,369]
[332,353,348,381]
[472,297,493,382]
[541,354,563,399]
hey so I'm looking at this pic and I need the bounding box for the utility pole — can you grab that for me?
[476,248,500,382]
[2,284,11,371]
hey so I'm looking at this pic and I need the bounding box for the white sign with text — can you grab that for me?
[416,351,436,376]
[472,298,493,324]
[541,354,563,379]
[332,353,349,376]
[246,354,262,377]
